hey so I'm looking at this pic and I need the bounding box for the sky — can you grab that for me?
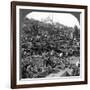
[26,12,80,28]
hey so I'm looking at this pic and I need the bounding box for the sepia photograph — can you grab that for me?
[11,1,87,89]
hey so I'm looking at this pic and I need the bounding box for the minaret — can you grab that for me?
[51,13,53,24]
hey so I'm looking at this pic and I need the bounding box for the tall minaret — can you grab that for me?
[51,13,54,24]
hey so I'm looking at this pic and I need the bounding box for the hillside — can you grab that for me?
[20,18,80,79]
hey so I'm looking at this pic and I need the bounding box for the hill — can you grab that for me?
[20,18,80,78]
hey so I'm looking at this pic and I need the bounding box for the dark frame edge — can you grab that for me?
[11,1,16,89]
[84,6,88,85]
[15,81,87,89]
[11,1,87,9]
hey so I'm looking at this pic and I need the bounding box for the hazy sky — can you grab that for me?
[26,12,80,28]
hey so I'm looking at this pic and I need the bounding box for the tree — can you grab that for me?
[73,25,80,41]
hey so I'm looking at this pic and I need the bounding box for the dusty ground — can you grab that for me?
[46,56,80,77]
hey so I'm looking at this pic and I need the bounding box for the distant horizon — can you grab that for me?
[26,12,80,29]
